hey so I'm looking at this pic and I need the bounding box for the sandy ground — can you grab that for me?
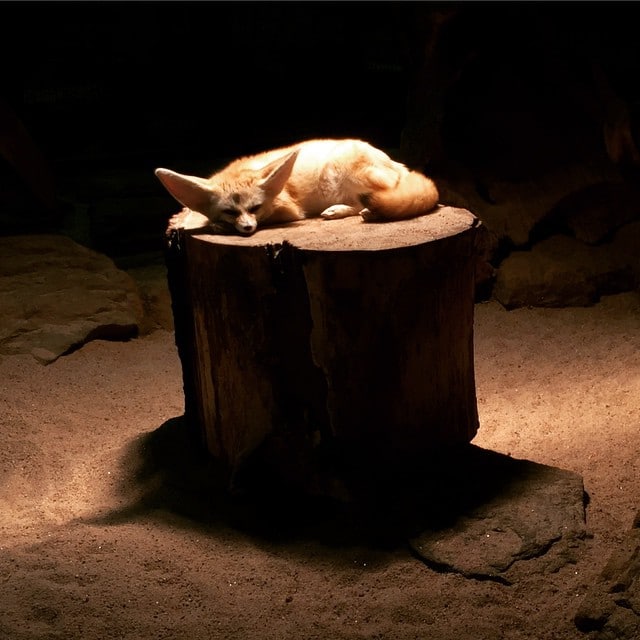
[1,292,639,640]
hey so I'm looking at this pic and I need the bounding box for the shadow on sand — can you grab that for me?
[84,415,588,562]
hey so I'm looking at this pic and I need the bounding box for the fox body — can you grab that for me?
[155,138,439,236]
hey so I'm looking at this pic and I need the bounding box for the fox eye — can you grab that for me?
[248,204,262,213]
[222,208,238,216]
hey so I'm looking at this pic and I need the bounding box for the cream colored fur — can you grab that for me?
[155,138,439,235]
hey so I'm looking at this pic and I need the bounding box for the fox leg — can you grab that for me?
[167,208,231,236]
[320,204,361,219]
[167,208,211,232]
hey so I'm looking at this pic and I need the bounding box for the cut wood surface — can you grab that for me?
[165,207,481,488]
[184,205,477,251]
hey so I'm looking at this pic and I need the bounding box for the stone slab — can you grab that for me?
[408,447,587,585]
[0,234,144,364]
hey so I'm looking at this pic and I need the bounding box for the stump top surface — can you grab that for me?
[192,206,477,252]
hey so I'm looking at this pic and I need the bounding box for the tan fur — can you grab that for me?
[155,138,439,235]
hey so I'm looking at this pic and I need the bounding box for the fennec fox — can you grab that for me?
[155,138,439,236]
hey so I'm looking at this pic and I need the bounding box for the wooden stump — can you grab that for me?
[165,207,481,490]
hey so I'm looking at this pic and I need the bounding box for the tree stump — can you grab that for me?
[165,207,481,491]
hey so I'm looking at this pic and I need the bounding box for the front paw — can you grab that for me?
[320,204,358,220]
[166,208,190,236]
[168,207,213,232]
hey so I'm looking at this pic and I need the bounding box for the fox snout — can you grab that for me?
[218,211,258,236]
[217,208,259,235]
[234,212,258,235]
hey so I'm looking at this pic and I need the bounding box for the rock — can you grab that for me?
[0,234,144,364]
[493,235,636,309]
[409,450,587,584]
[125,263,174,333]
[540,181,640,245]
[611,220,640,284]
[574,518,640,639]
[438,162,620,248]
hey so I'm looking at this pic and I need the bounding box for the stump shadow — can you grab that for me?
[88,415,588,553]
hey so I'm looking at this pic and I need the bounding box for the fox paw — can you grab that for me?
[166,208,190,236]
[320,204,359,220]
[359,207,381,221]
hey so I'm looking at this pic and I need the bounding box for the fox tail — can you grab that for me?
[360,170,439,220]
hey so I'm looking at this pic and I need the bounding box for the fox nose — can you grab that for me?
[239,223,256,234]
[237,222,257,235]
[236,213,258,235]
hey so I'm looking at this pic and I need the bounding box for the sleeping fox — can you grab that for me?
[155,138,439,236]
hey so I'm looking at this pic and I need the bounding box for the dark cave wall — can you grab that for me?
[4,2,414,165]
[1,2,639,304]
[1,2,416,252]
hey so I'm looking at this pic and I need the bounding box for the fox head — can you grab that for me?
[155,149,299,235]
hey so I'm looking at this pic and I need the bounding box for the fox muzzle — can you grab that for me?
[235,213,258,235]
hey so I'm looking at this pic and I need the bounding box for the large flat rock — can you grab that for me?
[408,447,587,585]
[493,234,636,309]
[0,234,144,364]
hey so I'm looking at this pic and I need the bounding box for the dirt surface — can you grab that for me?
[1,293,639,640]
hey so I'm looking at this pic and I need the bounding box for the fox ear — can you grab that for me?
[259,149,299,196]
[155,168,215,213]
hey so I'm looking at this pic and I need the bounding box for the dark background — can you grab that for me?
[3,2,418,167]
[2,1,639,268]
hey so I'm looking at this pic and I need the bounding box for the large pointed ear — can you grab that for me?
[258,149,299,196]
[155,168,215,213]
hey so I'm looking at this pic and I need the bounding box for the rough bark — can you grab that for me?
[165,208,481,489]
